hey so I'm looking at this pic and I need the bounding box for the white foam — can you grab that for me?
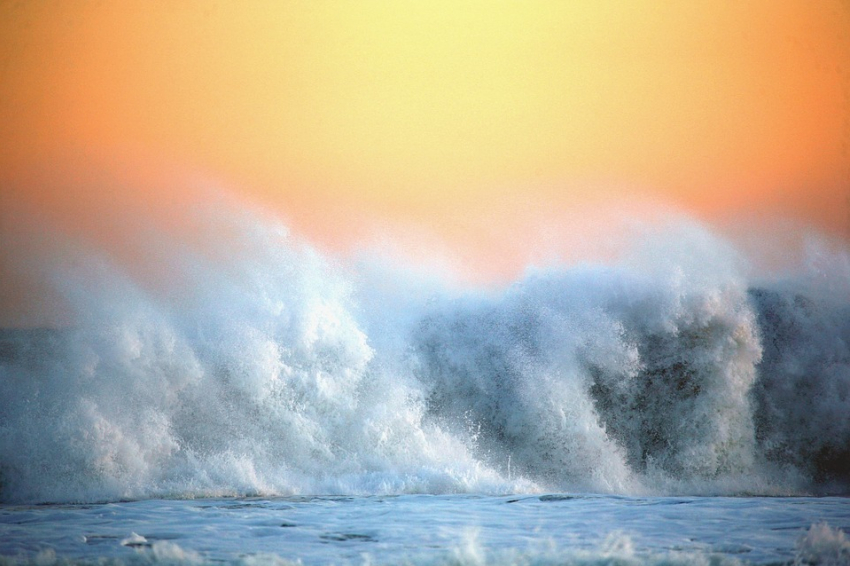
[0,199,848,502]
[795,523,850,566]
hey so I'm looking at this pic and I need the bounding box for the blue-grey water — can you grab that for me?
[2,495,849,565]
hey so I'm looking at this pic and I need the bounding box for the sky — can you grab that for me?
[1,1,849,325]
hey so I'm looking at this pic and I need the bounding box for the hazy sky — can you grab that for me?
[1,1,849,323]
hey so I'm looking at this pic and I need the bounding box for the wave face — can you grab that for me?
[0,203,849,502]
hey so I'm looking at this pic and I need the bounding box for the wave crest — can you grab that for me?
[1,204,848,502]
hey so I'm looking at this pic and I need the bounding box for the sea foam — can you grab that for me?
[0,199,848,502]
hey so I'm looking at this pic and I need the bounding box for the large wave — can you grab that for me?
[0,198,848,502]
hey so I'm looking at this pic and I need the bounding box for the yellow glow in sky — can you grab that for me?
[1,1,849,273]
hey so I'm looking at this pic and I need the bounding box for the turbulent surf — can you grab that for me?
[1,202,848,503]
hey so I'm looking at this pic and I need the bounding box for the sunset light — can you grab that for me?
[1,1,849,314]
[2,3,850,557]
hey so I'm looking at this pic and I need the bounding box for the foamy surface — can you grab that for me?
[1,199,850,564]
[1,207,849,503]
[1,495,849,565]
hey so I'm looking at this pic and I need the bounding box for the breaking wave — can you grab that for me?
[1,198,849,502]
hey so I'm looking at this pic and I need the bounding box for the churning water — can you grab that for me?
[1,198,848,564]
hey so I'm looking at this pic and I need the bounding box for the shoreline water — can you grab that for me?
[1,494,848,565]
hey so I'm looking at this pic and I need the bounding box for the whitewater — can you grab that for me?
[1,197,849,565]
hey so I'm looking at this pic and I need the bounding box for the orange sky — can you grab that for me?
[1,1,849,323]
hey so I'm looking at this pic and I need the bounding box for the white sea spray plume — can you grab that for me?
[411,221,763,493]
[1,195,849,501]
[0,199,491,502]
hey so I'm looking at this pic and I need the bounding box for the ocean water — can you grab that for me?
[1,202,849,564]
[1,495,849,565]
